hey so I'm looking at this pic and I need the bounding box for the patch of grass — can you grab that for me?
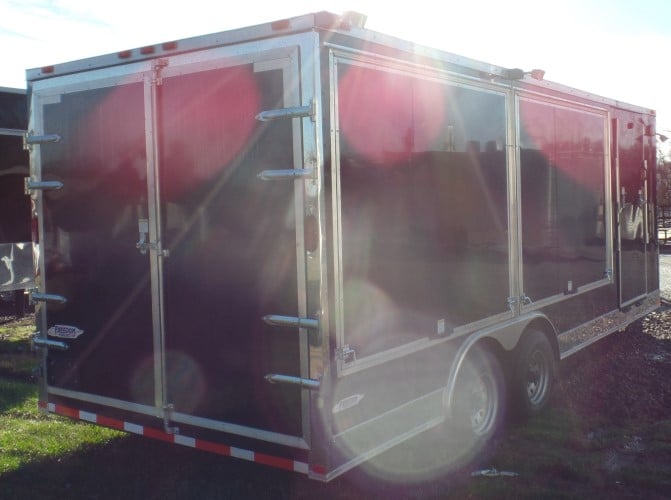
[0,352,38,380]
[0,315,35,348]
[0,315,38,380]
[0,379,123,474]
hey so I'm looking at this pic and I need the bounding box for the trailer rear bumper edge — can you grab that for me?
[39,400,311,475]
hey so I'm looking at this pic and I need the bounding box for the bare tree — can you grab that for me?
[657,131,671,220]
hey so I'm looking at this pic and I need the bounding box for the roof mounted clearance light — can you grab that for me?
[341,11,367,28]
[504,68,545,80]
[271,18,291,31]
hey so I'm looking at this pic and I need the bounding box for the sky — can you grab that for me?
[1,0,670,140]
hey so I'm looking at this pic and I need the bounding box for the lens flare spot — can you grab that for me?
[338,64,445,165]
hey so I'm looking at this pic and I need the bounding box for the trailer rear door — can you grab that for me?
[155,47,310,442]
[32,37,317,446]
[32,69,156,407]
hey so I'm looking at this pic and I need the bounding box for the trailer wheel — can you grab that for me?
[511,329,556,419]
[447,345,506,465]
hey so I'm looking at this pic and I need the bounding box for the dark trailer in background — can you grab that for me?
[26,12,659,482]
[0,87,33,316]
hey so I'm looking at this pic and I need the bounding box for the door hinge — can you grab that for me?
[256,99,315,122]
[264,374,320,390]
[336,345,356,364]
[262,314,319,330]
[507,294,533,312]
[23,132,61,148]
[25,178,64,194]
[30,291,67,305]
[257,168,314,181]
[32,334,68,351]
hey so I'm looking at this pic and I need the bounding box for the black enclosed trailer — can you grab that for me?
[27,12,659,481]
[0,87,33,315]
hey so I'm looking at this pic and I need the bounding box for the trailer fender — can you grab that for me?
[442,312,556,412]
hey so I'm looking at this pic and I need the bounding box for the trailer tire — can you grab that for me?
[447,345,506,466]
[511,329,556,419]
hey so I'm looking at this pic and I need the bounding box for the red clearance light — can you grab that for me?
[118,50,132,59]
[309,464,328,475]
[140,45,156,55]
[41,66,55,74]
[271,18,291,30]
[162,41,178,51]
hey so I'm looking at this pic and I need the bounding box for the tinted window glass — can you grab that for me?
[338,62,509,356]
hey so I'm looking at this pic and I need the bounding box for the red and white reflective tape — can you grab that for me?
[39,400,309,475]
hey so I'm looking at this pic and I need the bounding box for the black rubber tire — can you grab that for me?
[447,345,506,467]
[511,329,556,419]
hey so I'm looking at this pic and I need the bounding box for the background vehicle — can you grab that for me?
[26,12,659,481]
[0,87,33,317]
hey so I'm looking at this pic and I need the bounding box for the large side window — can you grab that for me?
[336,60,509,359]
[519,98,608,302]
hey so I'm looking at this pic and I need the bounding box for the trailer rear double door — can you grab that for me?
[32,39,315,446]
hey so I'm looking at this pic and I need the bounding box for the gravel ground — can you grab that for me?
[553,253,671,424]
[554,308,671,424]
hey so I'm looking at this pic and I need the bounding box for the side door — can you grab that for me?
[614,115,651,306]
[517,96,611,310]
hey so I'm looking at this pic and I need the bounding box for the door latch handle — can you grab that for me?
[136,219,169,257]
[136,219,150,254]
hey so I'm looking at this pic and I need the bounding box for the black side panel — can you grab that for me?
[41,84,154,404]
